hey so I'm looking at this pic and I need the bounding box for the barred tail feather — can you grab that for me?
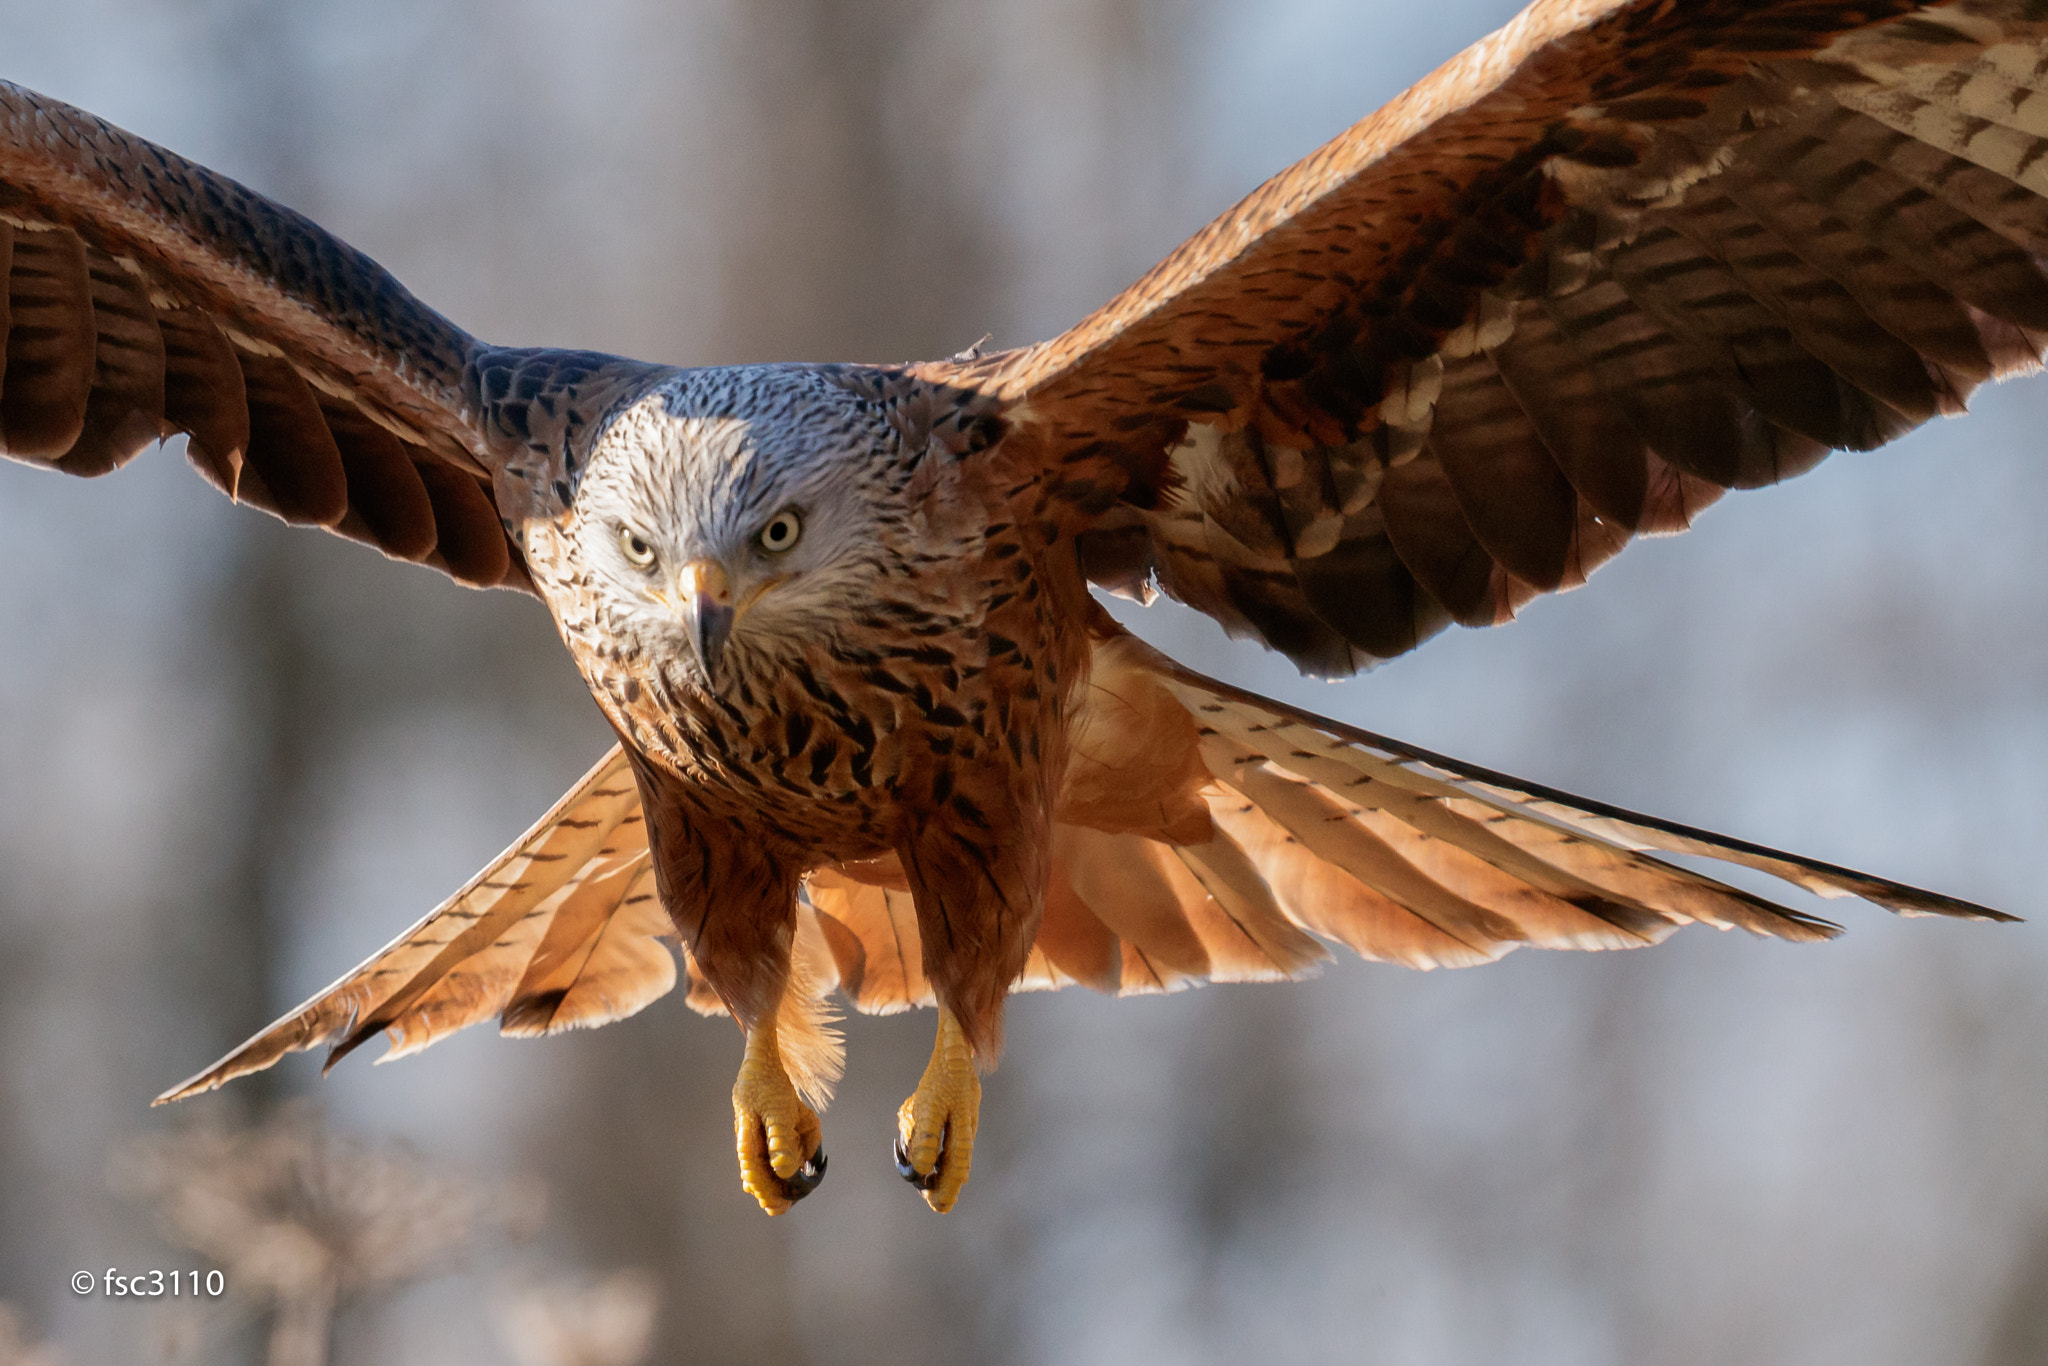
[1130,635,2009,964]
[161,626,2010,1105]
[799,628,2007,1020]
[1158,653,2010,925]
[154,747,673,1104]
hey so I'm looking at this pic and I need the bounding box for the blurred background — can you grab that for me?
[1,1,2046,1362]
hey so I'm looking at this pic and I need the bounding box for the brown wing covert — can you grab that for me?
[0,81,534,588]
[931,1,2048,674]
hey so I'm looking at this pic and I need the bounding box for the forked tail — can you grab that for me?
[159,629,2010,1108]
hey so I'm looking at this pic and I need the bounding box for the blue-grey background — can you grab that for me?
[1,2,2045,1362]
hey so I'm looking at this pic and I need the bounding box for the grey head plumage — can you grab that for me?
[561,364,963,688]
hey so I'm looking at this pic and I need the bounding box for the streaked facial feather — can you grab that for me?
[570,365,929,683]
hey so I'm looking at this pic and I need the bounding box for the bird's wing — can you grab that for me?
[925,0,2048,673]
[0,81,663,589]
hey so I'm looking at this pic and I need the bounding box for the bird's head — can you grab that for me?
[566,365,931,688]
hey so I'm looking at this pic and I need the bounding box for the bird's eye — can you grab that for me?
[618,527,658,569]
[756,508,803,555]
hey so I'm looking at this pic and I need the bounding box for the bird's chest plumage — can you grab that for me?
[567,522,1084,869]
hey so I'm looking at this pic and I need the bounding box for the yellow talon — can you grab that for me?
[732,1020,825,1215]
[894,1007,981,1213]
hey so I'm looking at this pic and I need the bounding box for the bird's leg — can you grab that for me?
[893,1005,981,1213]
[732,1015,825,1215]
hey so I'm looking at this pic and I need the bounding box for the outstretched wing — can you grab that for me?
[931,0,2048,673]
[0,81,662,588]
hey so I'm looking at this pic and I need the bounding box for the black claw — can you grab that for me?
[892,1136,940,1192]
[781,1147,828,1201]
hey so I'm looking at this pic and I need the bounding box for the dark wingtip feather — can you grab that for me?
[1865,887,2022,923]
[499,988,570,1036]
[321,1023,381,1074]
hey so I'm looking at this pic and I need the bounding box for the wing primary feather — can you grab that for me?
[59,243,167,476]
[0,224,93,460]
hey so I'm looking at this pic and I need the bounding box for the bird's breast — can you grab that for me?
[561,523,1089,863]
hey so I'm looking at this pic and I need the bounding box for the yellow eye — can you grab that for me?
[618,527,657,569]
[757,508,803,554]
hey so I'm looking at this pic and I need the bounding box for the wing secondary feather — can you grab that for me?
[0,82,671,589]
[927,1,2048,673]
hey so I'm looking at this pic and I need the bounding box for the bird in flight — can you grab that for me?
[1,0,2034,1215]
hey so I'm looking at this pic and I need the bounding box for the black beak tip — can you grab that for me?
[687,599,737,678]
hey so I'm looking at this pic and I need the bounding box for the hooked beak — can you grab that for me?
[677,558,735,681]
